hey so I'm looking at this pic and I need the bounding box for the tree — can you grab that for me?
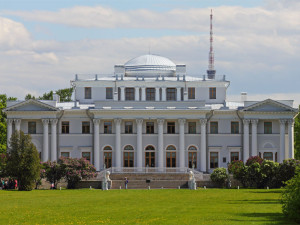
[60,157,96,189]
[55,88,73,102]
[41,161,66,189]
[6,131,41,191]
[294,106,300,160]
[210,168,228,188]
[39,91,53,100]
[0,153,7,177]
[228,160,247,187]
[25,93,36,100]
[282,168,300,223]
[0,94,17,154]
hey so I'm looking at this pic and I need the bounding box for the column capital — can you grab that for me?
[288,119,295,126]
[251,119,259,125]
[279,119,287,125]
[50,119,58,125]
[93,119,100,125]
[7,119,14,125]
[157,119,164,125]
[41,119,49,125]
[114,118,122,125]
[200,119,207,125]
[14,118,21,124]
[178,119,186,125]
[243,119,250,125]
[136,119,143,125]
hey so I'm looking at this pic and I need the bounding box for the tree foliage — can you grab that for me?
[282,168,300,223]
[294,106,300,160]
[6,131,41,191]
[25,87,74,102]
[60,157,96,189]
[0,153,7,177]
[41,161,66,189]
[210,168,228,188]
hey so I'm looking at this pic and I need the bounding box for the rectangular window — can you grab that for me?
[28,121,36,134]
[82,121,90,134]
[166,88,176,101]
[85,87,91,99]
[61,152,70,158]
[125,88,135,101]
[210,152,219,168]
[118,87,121,101]
[62,121,69,134]
[188,87,195,99]
[210,121,218,134]
[125,121,133,134]
[264,122,272,134]
[263,152,273,161]
[167,122,176,134]
[146,122,154,134]
[82,152,91,161]
[230,152,239,162]
[181,88,184,101]
[188,122,196,134]
[209,87,216,99]
[231,122,239,134]
[106,87,113,99]
[188,152,197,168]
[146,88,155,101]
[104,122,112,134]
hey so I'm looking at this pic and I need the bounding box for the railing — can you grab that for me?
[107,167,192,174]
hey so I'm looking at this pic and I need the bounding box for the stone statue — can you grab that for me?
[102,171,112,190]
[188,170,197,190]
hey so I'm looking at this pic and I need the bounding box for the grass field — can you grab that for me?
[0,188,296,225]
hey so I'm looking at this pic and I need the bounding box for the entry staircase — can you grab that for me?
[94,167,204,189]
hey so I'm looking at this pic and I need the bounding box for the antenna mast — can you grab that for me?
[207,9,216,79]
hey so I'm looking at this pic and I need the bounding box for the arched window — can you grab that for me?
[145,145,155,151]
[124,145,134,151]
[103,146,112,151]
[188,146,197,151]
[166,145,176,151]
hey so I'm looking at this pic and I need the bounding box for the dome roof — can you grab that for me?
[124,54,176,77]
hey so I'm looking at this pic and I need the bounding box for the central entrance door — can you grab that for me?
[166,152,176,167]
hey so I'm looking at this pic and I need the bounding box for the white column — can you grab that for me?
[141,87,146,101]
[279,119,286,163]
[157,119,164,170]
[93,119,100,171]
[161,87,166,101]
[243,119,250,162]
[155,87,160,101]
[50,119,58,161]
[42,119,49,162]
[135,87,140,101]
[179,119,186,169]
[251,119,258,157]
[14,119,21,131]
[177,87,181,101]
[115,118,122,169]
[288,119,294,159]
[200,119,207,172]
[136,119,143,169]
[7,119,13,146]
[120,87,125,101]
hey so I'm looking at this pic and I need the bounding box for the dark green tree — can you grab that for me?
[294,106,300,159]
[55,88,73,102]
[6,131,40,191]
[39,91,53,100]
[25,93,36,100]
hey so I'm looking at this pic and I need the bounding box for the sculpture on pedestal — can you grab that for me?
[188,170,197,190]
[102,171,112,190]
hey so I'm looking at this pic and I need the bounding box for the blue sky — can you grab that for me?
[0,0,299,106]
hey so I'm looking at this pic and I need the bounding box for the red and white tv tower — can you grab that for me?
[207,9,216,79]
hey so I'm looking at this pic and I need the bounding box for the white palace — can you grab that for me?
[3,12,298,173]
[4,53,298,173]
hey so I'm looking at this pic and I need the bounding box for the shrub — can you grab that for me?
[246,162,262,188]
[41,161,66,189]
[210,168,228,188]
[246,156,263,166]
[0,153,7,177]
[260,160,279,188]
[6,131,40,191]
[282,168,300,223]
[228,160,247,187]
[60,157,96,189]
[276,159,300,187]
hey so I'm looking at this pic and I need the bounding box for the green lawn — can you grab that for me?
[0,188,296,225]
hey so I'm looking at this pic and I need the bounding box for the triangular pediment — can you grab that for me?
[4,99,59,112]
[241,99,297,112]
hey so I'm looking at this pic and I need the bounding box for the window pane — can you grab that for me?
[231,122,239,134]
[85,87,91,99]
[210,122,218,134]
[82,121,90,134]
[263,152,273,160]
[188,87,195,99]
[28,122,36,134]
[61,152,70,157]
[188,122,196,134]
[146,122,154,134]
[104,122,112,134]
[209,87,216,99]
[167,122,175,134]
[125,121,133,134]
[125,88,135,101]
[230,152,239,162]
[146,88,155,101]
[166,88,176,101]
[62,121,69,134]
[264,122,272,134]
[82,152,91,161]
[106,87,113,99]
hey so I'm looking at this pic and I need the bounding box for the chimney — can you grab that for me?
[53,92,60,103]
[241,92,247,102]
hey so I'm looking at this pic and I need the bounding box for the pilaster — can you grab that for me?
[200,119,207,172]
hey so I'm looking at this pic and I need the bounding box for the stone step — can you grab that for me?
[110,180,188,189]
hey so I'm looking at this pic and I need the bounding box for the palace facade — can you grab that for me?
[4,54,298,173]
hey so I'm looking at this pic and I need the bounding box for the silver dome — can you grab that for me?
[124,54,176,77]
